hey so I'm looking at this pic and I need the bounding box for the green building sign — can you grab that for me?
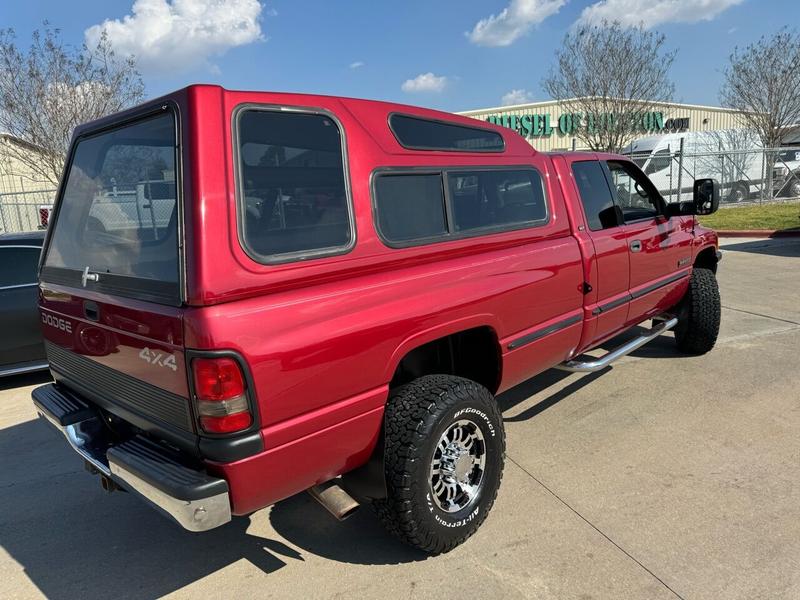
[484,111,689,138]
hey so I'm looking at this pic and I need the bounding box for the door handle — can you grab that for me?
[629,240,642,253]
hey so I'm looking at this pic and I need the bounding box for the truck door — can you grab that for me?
[565,158,631,348]
[604,159,693,326]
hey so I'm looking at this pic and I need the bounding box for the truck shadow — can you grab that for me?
[0,326,685,595]
[498,325,683,423]
[0,370,51,392]
[721,237,800,257]
[0,417,423,599]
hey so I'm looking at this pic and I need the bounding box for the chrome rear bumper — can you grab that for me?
[33,383,231,532]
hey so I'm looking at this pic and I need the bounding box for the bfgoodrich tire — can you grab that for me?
[674,267,721,354]
[373,375,505,554]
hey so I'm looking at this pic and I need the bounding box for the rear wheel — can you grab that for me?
[674,267,721,354]
[373,375,505,554]
[789,178,800,198]
[726,181,749,203]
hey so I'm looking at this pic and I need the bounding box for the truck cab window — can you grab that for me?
[606,160,664,223]
[572,161,620,231]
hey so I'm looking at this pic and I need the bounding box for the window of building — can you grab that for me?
[389,114,505,152]
[571,161,620,231]
[236,109,353,262]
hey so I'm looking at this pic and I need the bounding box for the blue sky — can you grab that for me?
[2,0,795,112]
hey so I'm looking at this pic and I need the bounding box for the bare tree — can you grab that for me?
[0,26,145,187]
[720,28,800,197]
[542,21,676,152]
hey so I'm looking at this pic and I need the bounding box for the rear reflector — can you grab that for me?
[199,411,252,434]
[192,357,252,434]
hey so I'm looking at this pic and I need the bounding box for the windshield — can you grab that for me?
[43,110,180,304]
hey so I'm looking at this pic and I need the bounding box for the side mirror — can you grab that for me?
[665,200,696,217]
[693,178,720,215]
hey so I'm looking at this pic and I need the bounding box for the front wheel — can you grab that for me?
[674,267,721,354]
[373,375,505,554]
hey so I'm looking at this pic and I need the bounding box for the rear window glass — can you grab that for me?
[0,247,41,287]
[389,114,505,152]
[43,111,179,302]
[236,109,352,262]
[447,169,546,232]
[374,174,447,243]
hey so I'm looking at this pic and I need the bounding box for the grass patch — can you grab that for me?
[698,203,800,230]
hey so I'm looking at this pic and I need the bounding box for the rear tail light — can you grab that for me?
[192,357,253,434]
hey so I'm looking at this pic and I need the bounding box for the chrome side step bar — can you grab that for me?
[557,317,678,373]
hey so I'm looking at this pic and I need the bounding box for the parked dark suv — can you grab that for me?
[0,230,47,376]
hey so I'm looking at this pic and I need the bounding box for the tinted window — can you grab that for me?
[390,114,504,152]
[572,161,620,231]
[0,247,41,287]
[607,160,663,222]
[645,149,672,174]
[237,110,352,261]
[44,112,179,300]
[374,174,447,242]
[448,169,546,232]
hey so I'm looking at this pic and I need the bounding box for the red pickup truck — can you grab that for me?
[33,85,721,554]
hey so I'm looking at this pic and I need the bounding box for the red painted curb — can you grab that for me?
[716,229,800,238]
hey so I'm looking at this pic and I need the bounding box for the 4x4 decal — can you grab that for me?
[139,347,178,372]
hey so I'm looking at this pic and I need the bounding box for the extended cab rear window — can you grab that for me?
[389,114,505,152]
[235,108,354,263]
[373,167,547,246]
[42,109,180,305]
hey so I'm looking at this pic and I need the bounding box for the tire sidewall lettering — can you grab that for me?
[452,406,496,438]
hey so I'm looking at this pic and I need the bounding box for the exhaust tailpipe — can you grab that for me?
[308,480,360,521]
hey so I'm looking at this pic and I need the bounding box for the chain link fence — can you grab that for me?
[3,146,799,234]
[0,189,56,234]
[624,145,800,206]
[0,181,177,235]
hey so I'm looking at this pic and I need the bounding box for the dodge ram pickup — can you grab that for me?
[33,85,722,554]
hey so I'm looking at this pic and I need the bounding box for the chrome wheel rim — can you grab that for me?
[429,419,486,513]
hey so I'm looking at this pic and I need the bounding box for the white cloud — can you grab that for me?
[349,61,365,69]
[501,89,535,105]
[467,0,566,47]
[401,72,449,93]
[577,0,744,29]
[85,0,264,74]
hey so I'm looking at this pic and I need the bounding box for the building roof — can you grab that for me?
[457,98,755,116]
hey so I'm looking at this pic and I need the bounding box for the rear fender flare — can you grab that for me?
[381,313,503,385]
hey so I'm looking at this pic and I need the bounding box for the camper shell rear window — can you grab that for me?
[389,114,505,153]
[41,108,181,305]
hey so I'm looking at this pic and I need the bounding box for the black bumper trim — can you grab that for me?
[108,436,228,501]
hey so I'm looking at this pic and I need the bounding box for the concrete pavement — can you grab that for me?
[1,237,798,599]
